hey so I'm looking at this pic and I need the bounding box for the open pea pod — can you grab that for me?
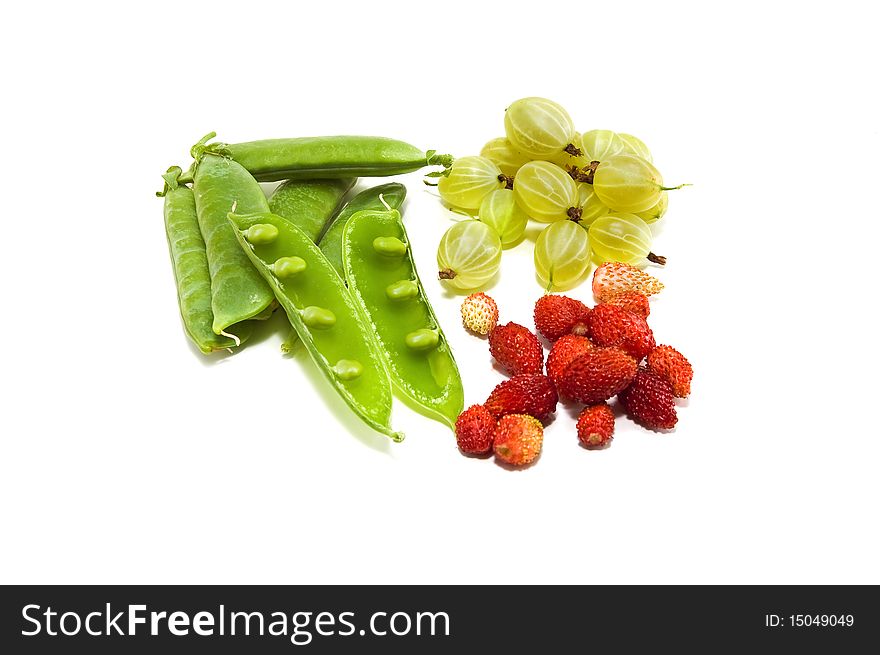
[319,182,407,277]
[227,211,401,442]
[342,208,464,428]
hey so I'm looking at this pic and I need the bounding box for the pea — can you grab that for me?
[160,167,246,353]
[273,256,307,278]
[228,210,401,442]
[333,359,364,381]
[268,178,355,242]
[385,280,419,301]
[245,223,279,245]
[341,208,465,429]
[189,132,453,183]
[405,328,440,351]
[318,183,407,277]
[192,153,275,336]
[372,236,408,257]
[301,306,336,329]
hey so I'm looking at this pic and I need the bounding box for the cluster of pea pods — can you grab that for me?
[159,133,462,440]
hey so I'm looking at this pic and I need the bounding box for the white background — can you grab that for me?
[1,1,878,584]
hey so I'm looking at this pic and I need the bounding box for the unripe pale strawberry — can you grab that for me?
[460,293,498,335]
[592,262,663,303]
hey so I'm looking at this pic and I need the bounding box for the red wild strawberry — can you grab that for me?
[460,293,499,336]
[493,414,543,466]
[559,347,638,404]
[545,334,593,390]
[618,368,677,430]
[488,322,543,376]
[533,294,591,342]
[485,374,558,421]
[454,404,497,455]
[587,303,656,361]
[646,345,693,398]
[592,262,664,304]
[576,403,615,448]
[605,291,650,319]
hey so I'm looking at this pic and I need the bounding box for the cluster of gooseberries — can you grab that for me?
[433,97,684,291]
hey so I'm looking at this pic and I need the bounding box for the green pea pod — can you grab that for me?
[319,183,407,277]
[161,168,245,353]
[342,208,464,428]
[193,154,276,337]
[268,178,356,242]
[267,178,357,353]
[188,132,452,183]
[228,211,401,442]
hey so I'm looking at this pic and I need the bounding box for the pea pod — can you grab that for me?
[319,183,407,277]
[188,132,452,183]
[268,178,356,242]
[192,153,276,338]
[342,208,464,428]
[228,211,401,442]
[160,167,246,353]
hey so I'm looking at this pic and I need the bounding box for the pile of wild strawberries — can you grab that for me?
[456,261,693,467]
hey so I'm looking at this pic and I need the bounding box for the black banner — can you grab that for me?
[1,585,875,652]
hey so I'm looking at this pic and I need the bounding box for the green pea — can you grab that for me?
[405,328,440,351]
[189,132,453,183]
[161,170,246,353]
[245,223,279,245]
[386,279,419,301]
[273,256,307,278]
[372,236,408,257]
[268,178,355,242]
[333,359,364,381]
[193,153,275,336]
[319,183,407,277]
[343,207,463,428]
[301,306,336,329]
[228,211,400,442]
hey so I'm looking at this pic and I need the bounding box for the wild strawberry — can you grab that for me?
[618,368,677,430]
[559,347,638,404]
[533,294,591,342]
[592,262,664,303]
[576,403,615,448]
[646,345,693,398]
[454,404,497,455]
[587,303,656,361]
[493,414,543,466]
[460,292,498,336]
[485,374,558,421]
[546,334,593,390]
[605,291,650,318]
[488,322,543,376]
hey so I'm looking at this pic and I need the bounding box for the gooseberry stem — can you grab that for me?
[568,161,600,184]
[647,252,667,265]
[659,183,692,191]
